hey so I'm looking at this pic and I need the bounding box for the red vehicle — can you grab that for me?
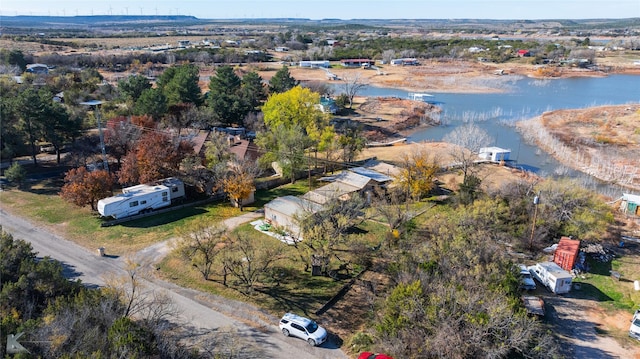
[358,353,394,359]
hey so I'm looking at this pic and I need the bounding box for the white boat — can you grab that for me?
[408,92,435,101]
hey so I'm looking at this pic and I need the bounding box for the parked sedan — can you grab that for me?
[519,264,537,290]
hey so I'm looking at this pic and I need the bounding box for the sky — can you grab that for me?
[1,0,639,20]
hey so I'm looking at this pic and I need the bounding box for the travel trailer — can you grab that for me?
[528,262,573,294]
[98,178,185,219]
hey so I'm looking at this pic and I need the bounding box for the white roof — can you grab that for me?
[304,182,360,204]
[537,261,572,278]
[350,166,393,183]
[623,193,640,204]
[281,313,313,326]
[479,146,510,153]
[364,160,401,177]
[333,171,372,189]
[265,195,322,218]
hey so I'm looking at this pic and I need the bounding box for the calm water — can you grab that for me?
[354,74,640,195]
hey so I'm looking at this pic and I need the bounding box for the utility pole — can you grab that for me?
[529,192,540,251]
[80,100,109,172]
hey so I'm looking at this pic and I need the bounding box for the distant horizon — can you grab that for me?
[1,1,638,21]
[3,14,640,21]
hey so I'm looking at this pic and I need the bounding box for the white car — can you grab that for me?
[279,313,328,346]
[630,309,640,340]
[519,264,536,290]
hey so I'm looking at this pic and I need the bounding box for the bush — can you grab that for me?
[4,162,26,187]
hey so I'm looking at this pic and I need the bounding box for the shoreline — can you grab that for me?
[516,107,640,193]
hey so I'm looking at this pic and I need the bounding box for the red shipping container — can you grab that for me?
[553,237,580,271]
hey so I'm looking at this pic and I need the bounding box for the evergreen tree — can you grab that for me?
[207,65,250,126]
[268,66,298,94]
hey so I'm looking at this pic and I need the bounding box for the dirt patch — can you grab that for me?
[545,295,640,359]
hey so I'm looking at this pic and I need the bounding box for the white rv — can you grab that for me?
[98,178,185,219]
[528,262,573,294]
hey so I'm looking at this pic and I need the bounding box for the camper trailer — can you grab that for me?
[98,178,185,219]
[528,262,573,294]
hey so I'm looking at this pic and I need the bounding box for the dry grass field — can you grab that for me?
[518,105,640,191]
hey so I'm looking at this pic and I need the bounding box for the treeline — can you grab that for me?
[0,227,258,358]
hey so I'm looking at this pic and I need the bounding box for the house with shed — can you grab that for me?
[264,161,398,237]
[305,166,394,205]
[621,193,640,216]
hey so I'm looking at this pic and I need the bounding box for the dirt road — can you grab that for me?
[545,294,640,359]
[0,208,348,359]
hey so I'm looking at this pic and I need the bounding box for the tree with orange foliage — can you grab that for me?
[117,131,193,185]
[60,167,114,210]
[219,160,259,211]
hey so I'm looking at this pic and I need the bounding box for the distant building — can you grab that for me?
[390,58,419,66]
[26,63,49,74]
[299,60,330,68]
[275,46,289,52]
[340,59,375,68]
[177,40,190,48]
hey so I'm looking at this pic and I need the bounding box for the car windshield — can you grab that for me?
[633,318,640,327]
[305,321,319,333]
[522,273,532,279]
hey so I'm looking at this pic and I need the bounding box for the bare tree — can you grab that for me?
[381,49,396,64]
[221,233,285,292]
[175,220,229,280]
[103,258,179,326]
[442,123,493,183]
[341,73,368,109]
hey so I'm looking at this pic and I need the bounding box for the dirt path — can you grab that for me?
[545,294,640,359]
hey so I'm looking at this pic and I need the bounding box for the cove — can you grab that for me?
[355,74,640,196]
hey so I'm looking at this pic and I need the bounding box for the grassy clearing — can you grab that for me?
[0,177,300,254]
[157,222,363,317]
[573,255,640,312]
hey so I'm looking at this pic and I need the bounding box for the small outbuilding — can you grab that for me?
[478,147,511,162]
[621,193,640,216]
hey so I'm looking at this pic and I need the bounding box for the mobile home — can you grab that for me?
[528,262,573,294]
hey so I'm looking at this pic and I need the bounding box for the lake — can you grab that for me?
[356,74,640,196]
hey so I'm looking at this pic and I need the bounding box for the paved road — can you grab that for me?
[0,208,348,359]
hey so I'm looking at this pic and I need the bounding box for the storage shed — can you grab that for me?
[621,193,640,216]
[553,237,580,272]
[478,147,511,162]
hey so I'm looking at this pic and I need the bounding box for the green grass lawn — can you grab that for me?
[0,178,307,254]
[573,255,640,312]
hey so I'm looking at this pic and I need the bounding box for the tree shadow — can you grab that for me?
[567,282,614,302]
[117,207,208,228]
[38,256,101,289]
